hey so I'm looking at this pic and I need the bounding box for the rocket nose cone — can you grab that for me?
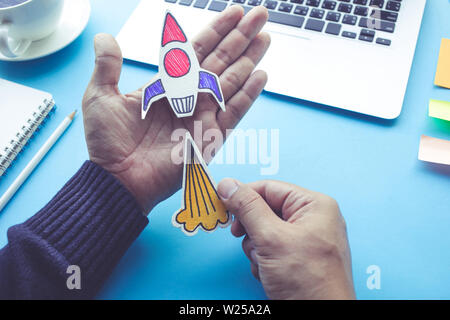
[162,12,187,47]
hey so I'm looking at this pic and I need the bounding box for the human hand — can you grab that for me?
[82,6,270,213]
[217,179,355,300]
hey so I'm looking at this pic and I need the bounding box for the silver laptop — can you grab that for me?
[117,0,427,119]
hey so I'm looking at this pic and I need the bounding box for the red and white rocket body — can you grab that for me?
[141,11,225,119]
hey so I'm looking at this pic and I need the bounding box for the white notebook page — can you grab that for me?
[0,79,52,151]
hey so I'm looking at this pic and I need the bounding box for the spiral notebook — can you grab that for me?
[0,79,55,176]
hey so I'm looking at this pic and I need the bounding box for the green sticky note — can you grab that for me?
[429,99,450,122]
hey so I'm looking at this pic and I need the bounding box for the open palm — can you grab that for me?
[82,6,270,213]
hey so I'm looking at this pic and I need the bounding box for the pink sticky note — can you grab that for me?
[418,135,450,166]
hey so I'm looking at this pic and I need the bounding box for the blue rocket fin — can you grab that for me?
[198,69,225,111]
[142,77,166,119]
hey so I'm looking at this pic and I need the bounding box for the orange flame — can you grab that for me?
[173,134,230,235]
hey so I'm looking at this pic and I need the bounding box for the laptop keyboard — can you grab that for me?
[165,0,403,46]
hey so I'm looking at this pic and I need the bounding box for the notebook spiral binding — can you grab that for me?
[0,98,55,177]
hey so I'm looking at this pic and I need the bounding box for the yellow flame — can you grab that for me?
[174,156,229,234]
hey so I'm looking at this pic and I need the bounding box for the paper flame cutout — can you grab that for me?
[172,133,231,236]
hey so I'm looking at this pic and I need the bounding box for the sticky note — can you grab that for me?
[429,99,450,122]
[434,38,450,89]
[418,135,450,166]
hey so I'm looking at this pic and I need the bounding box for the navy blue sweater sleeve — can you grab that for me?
[0,161,148,299]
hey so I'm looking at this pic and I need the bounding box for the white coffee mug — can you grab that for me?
[0,0,64,58]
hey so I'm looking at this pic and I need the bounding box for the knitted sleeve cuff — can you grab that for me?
[22,161,148,293]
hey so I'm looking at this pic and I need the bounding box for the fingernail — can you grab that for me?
[218,178,239,200]
[93,35,101,55]
[250,249,258,264]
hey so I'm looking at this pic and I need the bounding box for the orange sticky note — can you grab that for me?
[418,135,450,166]
[435,38,450,89]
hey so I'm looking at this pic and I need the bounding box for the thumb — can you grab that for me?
[89,33,123,91]
[218,178,280,239]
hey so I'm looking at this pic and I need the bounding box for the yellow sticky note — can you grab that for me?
[418,135,450,166]
[434,38,450,89]
[429,99,450,121]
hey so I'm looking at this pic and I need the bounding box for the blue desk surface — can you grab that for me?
[1,0,449,299]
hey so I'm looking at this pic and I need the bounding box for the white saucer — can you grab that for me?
[0,0,91,62]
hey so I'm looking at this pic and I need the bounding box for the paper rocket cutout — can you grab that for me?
[142,11,226,119]
[172,132,231,236]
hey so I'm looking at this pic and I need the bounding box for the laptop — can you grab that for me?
[117,0,427,119]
